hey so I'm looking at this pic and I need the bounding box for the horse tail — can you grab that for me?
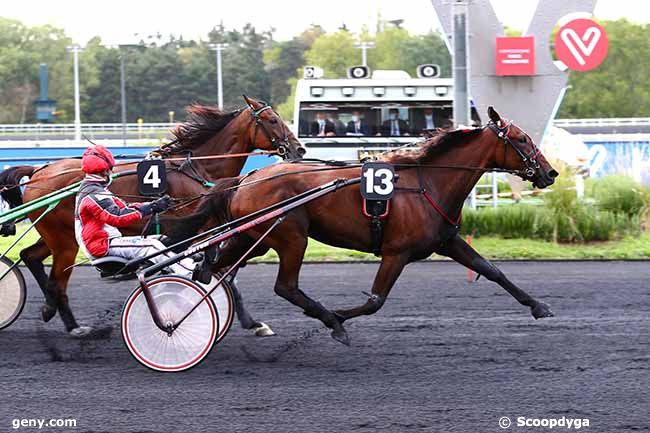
[163,176,240,248]
[0,165,36,236]
[0,165,35,208]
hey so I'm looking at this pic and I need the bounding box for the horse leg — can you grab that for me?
[334,253,409,323]
[47,241,89,335]
[215,237,275,336]
[438,234,553,319]
[227,268,275,336]
[273,235,350,345]
[19,239,58,322]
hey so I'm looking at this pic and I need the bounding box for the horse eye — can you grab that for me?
[519,137,527,144]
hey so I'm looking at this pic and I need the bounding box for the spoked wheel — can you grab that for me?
[206,273,235,343]
[0,256,27,331]
[121,276,219,372]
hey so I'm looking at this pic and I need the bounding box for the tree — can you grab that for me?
[264,25,324,107]
[277,26,451,118]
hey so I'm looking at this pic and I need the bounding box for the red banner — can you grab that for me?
[495,36,535,76]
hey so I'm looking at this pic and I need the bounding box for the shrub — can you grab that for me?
[460,173,647,243]
[586,176,650,218]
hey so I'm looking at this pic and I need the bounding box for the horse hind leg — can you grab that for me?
[215,237,275,336]
[44,239,88,335]
[229,272,274,336]
[272,234,350,345]
[19,239,58,322]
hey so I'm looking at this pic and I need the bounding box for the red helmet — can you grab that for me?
[81,145,115,174]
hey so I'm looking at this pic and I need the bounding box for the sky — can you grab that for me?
[2,0,650,44]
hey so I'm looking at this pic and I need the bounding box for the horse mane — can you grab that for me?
[161,104,242,153]
[384,127,484,165]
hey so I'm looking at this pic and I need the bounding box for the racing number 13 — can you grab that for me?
[363,167,394,196]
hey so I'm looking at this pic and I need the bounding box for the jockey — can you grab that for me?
[74,145,196,277]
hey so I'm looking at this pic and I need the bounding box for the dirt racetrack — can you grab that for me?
[1,261,649,432]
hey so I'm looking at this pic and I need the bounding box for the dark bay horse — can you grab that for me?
[0,95,304,336]
[171,107,558,345]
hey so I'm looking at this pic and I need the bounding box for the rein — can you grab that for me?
[12,150,278,189]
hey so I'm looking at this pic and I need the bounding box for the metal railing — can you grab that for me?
[0,123,176,134]
[553,117,650,127]
[2,118,650,135]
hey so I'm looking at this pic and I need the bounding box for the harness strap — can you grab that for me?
[174,153,215,188]
[421,190,461,226]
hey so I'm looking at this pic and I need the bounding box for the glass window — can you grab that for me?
[298,101,479,138]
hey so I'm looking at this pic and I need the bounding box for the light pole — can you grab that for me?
[120,53,127,145]
[117,44,139,146]
[66,45,83,142]
[209,43,229,109]
[452,0,470,128]
[354,42,375,67]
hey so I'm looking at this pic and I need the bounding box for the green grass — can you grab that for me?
[3,223,650,264]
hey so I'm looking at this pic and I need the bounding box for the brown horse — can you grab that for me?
[170,107,558,344]
[0,95,304,336]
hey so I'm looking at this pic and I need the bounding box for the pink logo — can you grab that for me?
[555,18,608,72]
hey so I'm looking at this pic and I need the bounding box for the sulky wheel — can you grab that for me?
[202,272,235,343]
[0,256,27,331]
[121,275,219,372]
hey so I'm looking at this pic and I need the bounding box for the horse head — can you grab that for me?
[487,106,558,189]
[243,95,306,160]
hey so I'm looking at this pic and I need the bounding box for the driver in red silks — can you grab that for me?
[74,145,195,276]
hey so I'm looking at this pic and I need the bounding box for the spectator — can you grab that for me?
[309,111,336,137]
[380,108,410,137]
[413,107,437,135]
[346,110,371,136]
[329,112,346,136]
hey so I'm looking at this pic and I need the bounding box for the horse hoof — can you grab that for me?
[532,302,554,319]
[331,327,351,346]
[69,326,95,338]
[253,322,275,337]
[41,304,57,322]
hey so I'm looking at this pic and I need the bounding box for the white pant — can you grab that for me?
[106,236,195,277]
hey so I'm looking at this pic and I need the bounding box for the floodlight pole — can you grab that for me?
[120,53,127,145]
[209,43,229,109]
[355,42,375,67]
[67,45,83,142]
[452,0,470,127]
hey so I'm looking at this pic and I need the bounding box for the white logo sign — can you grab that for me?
[560,27,601,66]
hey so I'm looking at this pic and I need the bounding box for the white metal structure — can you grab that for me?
[292,69,478,161]
[209,43,229,109]
[66,45,83,142]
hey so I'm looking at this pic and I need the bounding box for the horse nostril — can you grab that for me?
[548,169,559,178]
[297,148,306,157]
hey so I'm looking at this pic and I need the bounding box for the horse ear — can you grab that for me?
[487,106,502,126]
[242,94,255,108]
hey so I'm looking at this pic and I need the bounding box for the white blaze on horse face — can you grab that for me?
[560,27,601,66]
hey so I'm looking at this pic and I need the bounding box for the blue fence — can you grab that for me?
[583,139,650,178]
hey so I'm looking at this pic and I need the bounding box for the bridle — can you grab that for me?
[487,120,541,179]
[249,104,292,157]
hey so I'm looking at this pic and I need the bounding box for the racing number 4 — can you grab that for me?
[143,164,161,189]
[137,159,167,195]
